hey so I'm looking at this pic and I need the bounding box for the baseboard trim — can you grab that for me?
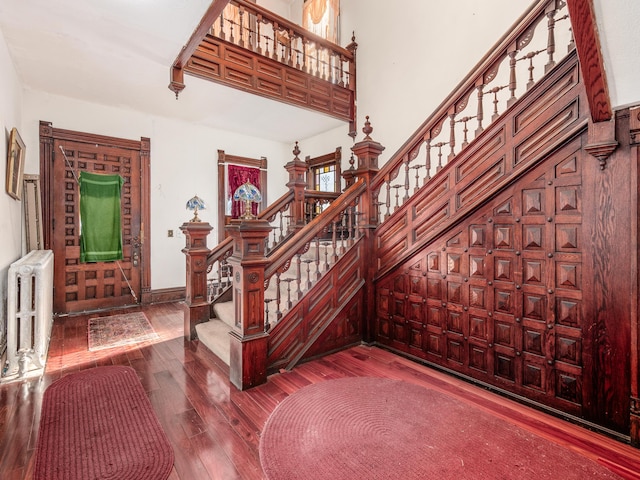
[150,287,185,304]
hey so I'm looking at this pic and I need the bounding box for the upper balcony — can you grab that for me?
[169,0,357,136]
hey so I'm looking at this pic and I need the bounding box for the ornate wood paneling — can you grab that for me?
[185,35,354,123]
[375,53,587,277]
[375,137,588,416]
[266,241,364,374]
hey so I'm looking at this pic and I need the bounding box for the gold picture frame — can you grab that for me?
[6,127,26,200]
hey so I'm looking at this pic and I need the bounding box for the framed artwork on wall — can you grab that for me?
[6,127,26,200]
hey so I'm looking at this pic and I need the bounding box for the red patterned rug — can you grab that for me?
[34,366,174,480]
[259,377,623,480]
[88,311,158,351]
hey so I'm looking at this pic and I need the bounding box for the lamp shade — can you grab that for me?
[233,181,262,219]
[186,194,206,222]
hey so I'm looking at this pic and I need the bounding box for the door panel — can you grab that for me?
[39,122,149,315]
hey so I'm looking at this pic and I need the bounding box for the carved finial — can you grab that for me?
[168,81,185,100]
[362,116,373,139]
[293,141,301,159]
[352,31,356,43]
[348,153,355,170]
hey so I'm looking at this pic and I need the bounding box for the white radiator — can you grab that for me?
[2,250,54,382]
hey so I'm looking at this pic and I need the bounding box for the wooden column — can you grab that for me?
[285,142,308,232]
[226,219,271,390]
[351,117,384,343]
[180,222,213,340]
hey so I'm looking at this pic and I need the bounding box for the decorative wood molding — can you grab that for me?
[566,0,612,122]
[629,106,640,145]
[150,287,186,304]
[584,118,618,170]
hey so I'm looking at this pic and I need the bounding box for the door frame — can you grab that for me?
[39,120,152,306]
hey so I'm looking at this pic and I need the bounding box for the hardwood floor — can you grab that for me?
[1,302,639,479]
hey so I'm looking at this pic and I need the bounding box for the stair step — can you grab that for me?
[195,319,231,365]
[213,301,235,328]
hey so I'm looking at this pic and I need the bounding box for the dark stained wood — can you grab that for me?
[180,222,214,340]
[1,304,638,479]
[566,0,613,123]
[39,122,151,314]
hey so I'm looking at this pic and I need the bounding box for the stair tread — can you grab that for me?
[195,319,231,366]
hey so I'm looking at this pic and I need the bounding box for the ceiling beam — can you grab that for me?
[566,0,612,122]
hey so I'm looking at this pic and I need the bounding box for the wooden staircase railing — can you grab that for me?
[169,0,357,135]
[370,0,572,223]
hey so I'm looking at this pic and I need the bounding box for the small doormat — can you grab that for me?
[259,377,623,480]
[33,366,174,480]
[88,311,158,351]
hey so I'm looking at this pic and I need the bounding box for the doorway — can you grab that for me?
[39,121,151,314]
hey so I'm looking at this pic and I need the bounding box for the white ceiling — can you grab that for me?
[0,0,345,143]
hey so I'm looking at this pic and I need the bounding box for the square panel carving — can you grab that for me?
[469,346,487,372]
[447,311,463,333]
[495,290,514,313]
[409,328,423,349]
[470,226,485,247]
[556,225,579,250]
[427,279,442,299]
[495,200,512,216]
[494,226,512,248]
[469,287,485,308]
[448,254,461,274]
[392,299,405,317]
[469,315,487,339]
[556,336,581,365]
[523,260,544,284]
[556,263,579,289]
[523,363,544,391]
[393,275,406,292]
[470,256,484,277]
[447,282,462,304]
[556,372,580,404]
[447,338,464,363]
[427,307,442,326]
[556,186,579,213]
[523,294,545,320]
[410,276,425,296]
[523,225,543,249]
[377,317,391,339]
[495,353,515,381]
[495,321,513,346]
[495,258,512,281]
[556,298,580,326]
[523,189,544,214]
[427,334,442,355]
[408,301,423,323]
[524,328,543,354]
[428,253,440,272]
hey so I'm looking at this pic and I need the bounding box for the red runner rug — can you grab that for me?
[259,377,623,480]
[34,366,174,480]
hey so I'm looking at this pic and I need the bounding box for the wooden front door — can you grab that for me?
[40,122,151,314]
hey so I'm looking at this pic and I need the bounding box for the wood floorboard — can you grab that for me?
[0,302,639,479]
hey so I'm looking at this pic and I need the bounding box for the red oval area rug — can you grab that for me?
[34,366,174,480]
[259,377,622,480]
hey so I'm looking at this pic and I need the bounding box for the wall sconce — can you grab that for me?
[186,194,206,222]
[233,181,262,220]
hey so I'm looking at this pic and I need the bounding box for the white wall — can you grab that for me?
[0,27,23,342]
[22,90,291,291]
[297,0,534,166]
[593,0,640,110]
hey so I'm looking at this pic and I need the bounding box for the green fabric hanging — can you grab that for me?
[79,171,125,263]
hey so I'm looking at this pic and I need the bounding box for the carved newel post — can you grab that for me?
[351,116,384,343]
[180,221,213,340]
[285,142,308,233]
[226,219,271,390]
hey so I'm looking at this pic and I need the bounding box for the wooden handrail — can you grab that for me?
[265,179,366,279]
[229,0,354,62]
[207,189,295,266]
[370,0,566,195]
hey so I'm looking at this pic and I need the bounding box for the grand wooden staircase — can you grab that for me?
[181,0,640,446]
